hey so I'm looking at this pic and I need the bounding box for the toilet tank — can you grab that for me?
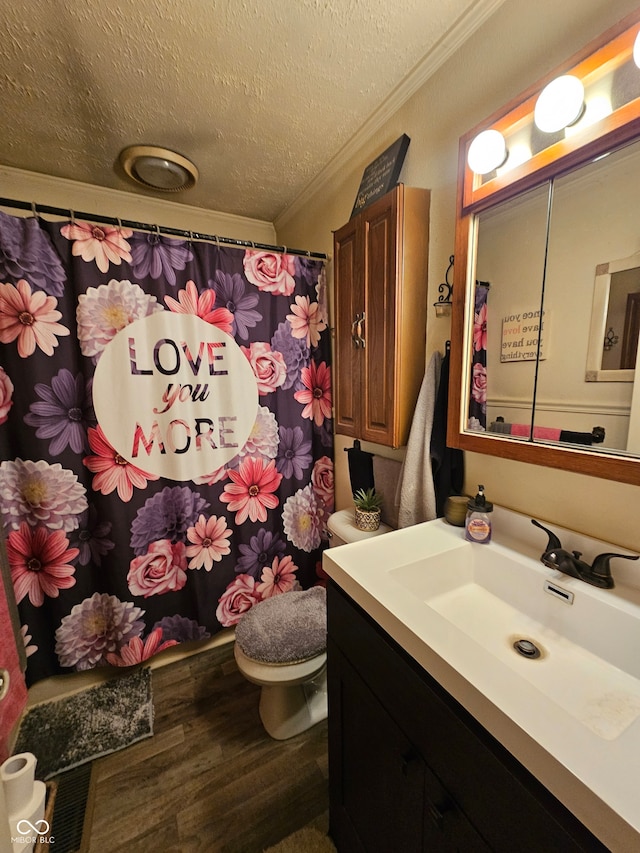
[326,508,393,547]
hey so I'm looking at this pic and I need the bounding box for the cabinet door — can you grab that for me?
[333,217,362,437]
[329,642,425,852]
[360,191,399,445]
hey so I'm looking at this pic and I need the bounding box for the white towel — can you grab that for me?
[395,351,442,528]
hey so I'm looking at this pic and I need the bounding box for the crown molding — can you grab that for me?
[275,0,506,232]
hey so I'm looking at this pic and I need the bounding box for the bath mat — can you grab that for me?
[264,826,337,853]
[14,667,153,780]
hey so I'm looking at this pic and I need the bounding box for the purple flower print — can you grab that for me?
[55,592,145,670]
[129,231,193,286]
[212,270,261,340]
[271,321,308,391]
[71,505,115,566]
[24,369,96,455]
[235,528,286,579]
[294,255,323,289]
[151,614,210,643]
[0,211,66,296]
[130,485,210,556]
[276,426,313,479]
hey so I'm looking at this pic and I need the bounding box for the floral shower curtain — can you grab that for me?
[0,210,333,685]
[468,281,489,431]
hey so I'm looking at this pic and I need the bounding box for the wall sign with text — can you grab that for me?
[351,134,410,218]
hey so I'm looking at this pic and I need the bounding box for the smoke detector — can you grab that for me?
[119,145,199,192]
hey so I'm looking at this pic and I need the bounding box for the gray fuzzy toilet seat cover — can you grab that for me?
[235,586,326,664]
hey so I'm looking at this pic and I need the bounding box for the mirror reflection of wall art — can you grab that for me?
[500,307,548,363]
[586,250,640,382]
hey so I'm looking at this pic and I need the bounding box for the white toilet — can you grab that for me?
[233,508,392,739]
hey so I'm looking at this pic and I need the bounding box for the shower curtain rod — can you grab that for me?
[0,196,328,260]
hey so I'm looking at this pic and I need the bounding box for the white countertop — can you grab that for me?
[323,506,640,851]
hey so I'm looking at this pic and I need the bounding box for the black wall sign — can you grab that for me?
[350,134,410,218]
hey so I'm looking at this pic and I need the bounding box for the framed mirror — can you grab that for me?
[448,10,640,486]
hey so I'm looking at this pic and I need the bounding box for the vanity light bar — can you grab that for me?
[462,15,640,204]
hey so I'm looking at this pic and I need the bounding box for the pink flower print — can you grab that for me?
[241,342,287,395]
[0,367,14,424]
[311,456,334,513]
[83,425,158,502]
[193,465,229,487]
[243,250,296,296]
[474,302,488,352]
[186,514,232,570]
[216,574,262,627]
[0,279,70,357]
[127,539,188,598]
[294,360,332,426]
[471,362,487,404]
[287,295,327,348]
[7,522,78,607]
[220,457,282,524]
[164,280,234,335]
[105,627,178,666]
[60,221,133,273]
[20,624,38,658]
[256,555,298,598]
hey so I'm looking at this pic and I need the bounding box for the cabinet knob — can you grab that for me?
[427,798,454,831]
[401,747,421,776]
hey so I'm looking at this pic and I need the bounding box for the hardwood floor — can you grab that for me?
[83,642,329,853]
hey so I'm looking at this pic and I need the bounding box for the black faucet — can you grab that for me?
[531,519,638,589]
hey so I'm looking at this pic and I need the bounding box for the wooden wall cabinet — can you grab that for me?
[327,582,607,853]
[333,184,430,447]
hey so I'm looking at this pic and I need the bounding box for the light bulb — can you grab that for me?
[467,129,507,175]
[534,75,585,133]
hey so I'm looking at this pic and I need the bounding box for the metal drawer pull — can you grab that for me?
[351,315,361,347]
[356,311,365,347]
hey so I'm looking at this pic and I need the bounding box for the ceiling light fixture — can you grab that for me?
[118,145,199,192]
[534,75,585,133]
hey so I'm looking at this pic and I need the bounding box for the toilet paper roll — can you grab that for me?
[8,779,46,853]
[0,753,36,817]
[0,774,13,853]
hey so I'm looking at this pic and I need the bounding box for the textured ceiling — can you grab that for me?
[2,0,492,222]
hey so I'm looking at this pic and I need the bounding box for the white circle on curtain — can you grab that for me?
[93,311,258,481]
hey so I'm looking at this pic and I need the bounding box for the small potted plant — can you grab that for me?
[353,487,384,531]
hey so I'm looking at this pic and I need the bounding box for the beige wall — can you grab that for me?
[276,0,640,551]
[0,164,277,245]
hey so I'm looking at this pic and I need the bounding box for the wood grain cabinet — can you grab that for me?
[333,185,430,447]
[327,582,608,853]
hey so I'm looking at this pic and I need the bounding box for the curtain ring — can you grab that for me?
[282,246,287,255]
[69,209,75,225]
[116,217,122,234]
[213,234,220,248]
[30,202,38,219]
[250,241,255,249]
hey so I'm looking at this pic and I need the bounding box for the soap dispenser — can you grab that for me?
[465,485,493,544]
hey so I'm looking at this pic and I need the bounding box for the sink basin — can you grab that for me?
[390,541,640,740]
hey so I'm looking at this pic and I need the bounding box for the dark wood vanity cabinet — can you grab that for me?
[333,184,429,448]
[327,582,607,853]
